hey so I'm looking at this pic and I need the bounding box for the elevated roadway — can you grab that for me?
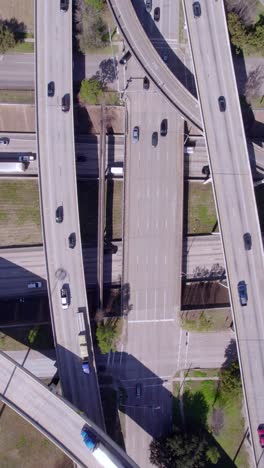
[0,133,124,177]
[0,350,137,468]
[35,0,103,425]
[184,1,264,463]
[0,242,122,297]
[107,0,202,129]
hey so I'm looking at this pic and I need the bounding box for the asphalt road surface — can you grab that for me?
[35,0,104,427]
[184,1,264,463]
[117,64,184,465]
[0,243,122,297]
[0,133,124,177]
[0,54,34,89]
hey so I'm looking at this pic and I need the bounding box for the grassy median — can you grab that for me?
[0,180,41,246]
[184,181,218,234]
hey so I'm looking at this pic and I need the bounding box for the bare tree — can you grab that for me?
[225,0,257,26]
[245,65,264,103]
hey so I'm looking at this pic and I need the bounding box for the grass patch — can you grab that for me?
[173,378,249,467]
[185,181,218,234]
[186,369,220,379]
[0,325,54,351]
[9,41,34,53]
[181,309,232,332]
[0,403,72,468]
[0,180,41,246]
[105,179,123,240]
[0,89,34,104]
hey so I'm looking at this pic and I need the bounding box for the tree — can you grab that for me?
[0,24,15,53]
[225,0,257,26]
[79,78,104,104]
[75,2,108,52]
[149,428,208,468]
[96,320,118,354]
[206,446,221,464]
[245,65,264,103]
[220,360,242,396]
[227,12,248,53]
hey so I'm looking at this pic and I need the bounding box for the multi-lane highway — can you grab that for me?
[118,54,184,465]
[184,1,264,463]
[0,243,122,297]
[0,133,124,177]
[35,0,103,426]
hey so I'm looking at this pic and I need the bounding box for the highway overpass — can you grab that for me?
[0,350,137,468]
[107,0,202,129]
[184,1,264,463]
[35,0,103,426]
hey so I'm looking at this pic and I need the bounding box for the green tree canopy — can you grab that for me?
[206,445,221,465]
[220,360,242,397]
[79,78,103,104]
[0,24,15,53]
[84,0,104,11]
[149,427,208,468]
[227,12,248,52]
[96,320,118,354]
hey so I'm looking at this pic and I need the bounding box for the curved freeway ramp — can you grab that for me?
[107,0,202,130]
[35,0,104,426]
[0,351,137,468]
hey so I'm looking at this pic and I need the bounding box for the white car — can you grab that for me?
[28,281,42,289]
[60,287,69,309]
[19,155,35,162]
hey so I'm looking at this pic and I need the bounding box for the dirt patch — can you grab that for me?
[0,403,73,468]
[0,0,34,33]
[211,408,224,436]
[0,104,35,132]
[74,105,125,135]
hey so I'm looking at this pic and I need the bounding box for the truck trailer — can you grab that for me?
[0,162,25,173]
[81,427,125,468]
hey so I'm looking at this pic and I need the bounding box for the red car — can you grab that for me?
[258,425,264,447]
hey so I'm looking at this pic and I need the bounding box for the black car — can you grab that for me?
[192,1,201,18]
[154,7,160,22]
[243,232,252,251]
[160,119,168,136]
[152,131,158,147]
[60,0,69,12]
[145,0,152,13]
[218,96,226,112]
[56,206,63,223]
[61,94,70,112]
[119,51,131,65]
[143,76,150,90]
[237,280,248,306]
[48,81,55,97]
[68,232,76,249]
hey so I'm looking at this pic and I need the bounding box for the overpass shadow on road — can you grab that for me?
[131,0,197,98]
[95,351,238,466]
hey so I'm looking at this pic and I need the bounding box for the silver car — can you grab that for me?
[133,126,139,143]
